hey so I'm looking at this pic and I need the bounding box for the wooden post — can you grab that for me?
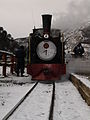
[10,55,14,74]
[13,56,16,72]
[2,53,7,77]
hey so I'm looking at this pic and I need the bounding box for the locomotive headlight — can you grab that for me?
[36,40,57,61]
[44,34,49,39]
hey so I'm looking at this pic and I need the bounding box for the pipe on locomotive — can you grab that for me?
[42,14,52,34]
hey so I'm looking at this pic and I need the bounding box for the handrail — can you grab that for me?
[0,50,15,56]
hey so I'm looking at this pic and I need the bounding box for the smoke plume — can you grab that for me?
[53,0,90,31]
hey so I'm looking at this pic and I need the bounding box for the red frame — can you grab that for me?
[27,64,66,80]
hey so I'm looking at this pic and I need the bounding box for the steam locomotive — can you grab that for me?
[27,14,66,80]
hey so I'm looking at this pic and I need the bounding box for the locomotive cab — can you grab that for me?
[27,14,66,80]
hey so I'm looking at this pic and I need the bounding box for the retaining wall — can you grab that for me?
[70,73,90,106]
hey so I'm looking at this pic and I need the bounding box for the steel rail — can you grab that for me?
[2,82,38,120]
[49,82,55,120]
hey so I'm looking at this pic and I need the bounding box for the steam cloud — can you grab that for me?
[53,0,90,31]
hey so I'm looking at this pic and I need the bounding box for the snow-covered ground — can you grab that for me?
[0,70,90,120]
[8,83,53,120]
[71,73,90,88]
[0,66,33,120]
[54,80,90,120]
[0,50,90,120]
[0,83,35,120]
[0,66,10,77]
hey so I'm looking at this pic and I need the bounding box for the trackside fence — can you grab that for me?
[0,50,16,77]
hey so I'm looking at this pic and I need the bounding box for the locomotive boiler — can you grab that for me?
[27,14,66,80]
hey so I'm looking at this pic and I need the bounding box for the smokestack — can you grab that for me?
[42,14,52,33]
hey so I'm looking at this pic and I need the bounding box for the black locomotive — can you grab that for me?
[27,14,66,80]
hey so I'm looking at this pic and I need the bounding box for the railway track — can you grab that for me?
[2,82,38,120]
[2,79,90,120]
[2,81,55,120]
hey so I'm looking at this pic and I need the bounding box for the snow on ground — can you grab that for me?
[71,73,90,88]
[54,79,90,120]
[0,66,33,120]
[0,83,35,120]
[0,66,10,77]
[0,66,32,84]
[8,83,53,120]
[0,66,90,120]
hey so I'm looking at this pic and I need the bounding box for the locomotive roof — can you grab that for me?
[33,28,61,38]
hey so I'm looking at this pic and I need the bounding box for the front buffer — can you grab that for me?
[27,64,66,80]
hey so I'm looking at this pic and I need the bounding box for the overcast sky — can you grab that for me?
[0,0,89,38]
